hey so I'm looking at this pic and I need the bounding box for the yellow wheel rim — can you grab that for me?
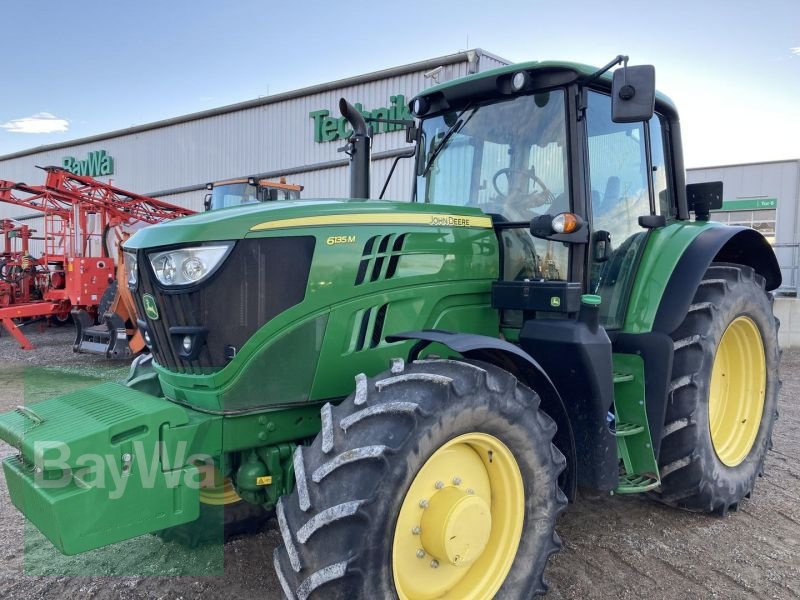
[709,316,767,467]
[392,433,525,600]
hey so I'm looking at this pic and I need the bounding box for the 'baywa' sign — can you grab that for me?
[310,95,412,143]
[62,150,114,177]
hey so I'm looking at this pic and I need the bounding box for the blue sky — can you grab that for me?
[0,0,797,166]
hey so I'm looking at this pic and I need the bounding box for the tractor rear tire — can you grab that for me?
[273,359,567,600]
[656,263,780,514]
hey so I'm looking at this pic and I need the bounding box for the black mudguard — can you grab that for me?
[653,226,781,335]
[517,320,619,492]
[388,330,578,501]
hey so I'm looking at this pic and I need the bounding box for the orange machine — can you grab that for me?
[0,167,195,352]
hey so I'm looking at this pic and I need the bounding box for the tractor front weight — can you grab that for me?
[0,374,322,554]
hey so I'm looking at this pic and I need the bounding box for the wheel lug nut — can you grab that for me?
[416,549,426,559]
[419,499,429,508]
[412,526,421,535]
[430,559,440,569]
[452,477,462,485]
[434,480,444,489]
[466,488,475,495]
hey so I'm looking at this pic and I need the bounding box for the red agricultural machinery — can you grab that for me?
[0,167,194,353]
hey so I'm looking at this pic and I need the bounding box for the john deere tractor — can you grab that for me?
[0,56,781,599]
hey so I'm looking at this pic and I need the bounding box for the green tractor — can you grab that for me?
[0,56,781,599]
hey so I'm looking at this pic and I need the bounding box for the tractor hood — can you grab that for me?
[123,199,492,249]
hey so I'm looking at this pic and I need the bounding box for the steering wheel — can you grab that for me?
[491,168,554,220]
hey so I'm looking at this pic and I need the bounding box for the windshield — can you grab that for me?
[416,90,570,219]
[209,183,300,210]
[416,90,571,286]
[209,183,260,210]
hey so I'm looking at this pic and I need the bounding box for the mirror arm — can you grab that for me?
[542,229,589,244]
[379,147,416,200]
[582,55,628,86]
[529,214,589,243]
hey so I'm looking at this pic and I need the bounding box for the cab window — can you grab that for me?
[586,91,672,329]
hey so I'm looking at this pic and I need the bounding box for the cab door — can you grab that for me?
[585,90,672,329]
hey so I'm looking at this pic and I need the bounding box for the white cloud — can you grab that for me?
[791,47,800,55]
[0,112,69,134]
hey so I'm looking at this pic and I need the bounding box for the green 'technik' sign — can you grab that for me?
[62,150,114,177]
[310,95,412,143]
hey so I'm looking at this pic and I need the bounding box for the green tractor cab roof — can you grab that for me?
[410,60,677,116]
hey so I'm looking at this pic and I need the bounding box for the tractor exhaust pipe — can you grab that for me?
[339,98,371,199]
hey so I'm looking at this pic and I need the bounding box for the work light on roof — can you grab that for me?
[511,71,530,92]
[411,97,429,117]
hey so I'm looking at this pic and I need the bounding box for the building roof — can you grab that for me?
[687,158,800,171]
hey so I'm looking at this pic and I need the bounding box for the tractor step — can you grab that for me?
[612,355,661,495]
[613,421,645,437]
[613,372,635,384]
[616,472,660,494]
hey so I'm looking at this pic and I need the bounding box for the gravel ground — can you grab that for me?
[0,326,798,599]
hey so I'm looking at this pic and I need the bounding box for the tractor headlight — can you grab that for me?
[148,243,233,287]
[124,251,138,288]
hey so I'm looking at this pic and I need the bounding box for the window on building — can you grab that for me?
[712,209,777,242]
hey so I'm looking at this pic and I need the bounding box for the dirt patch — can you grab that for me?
[0,327,798,599]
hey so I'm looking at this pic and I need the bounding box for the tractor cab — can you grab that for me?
[204,176,303,211]
[411,59,664,331]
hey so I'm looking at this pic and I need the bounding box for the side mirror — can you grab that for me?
[530,212,588,243]
[203,193,212,211]
[611,65,656,123]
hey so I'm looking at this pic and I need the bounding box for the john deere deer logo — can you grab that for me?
[142,294,159,320]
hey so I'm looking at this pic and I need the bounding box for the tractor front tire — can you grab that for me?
[657,263,780,514]
[274,359,567,600]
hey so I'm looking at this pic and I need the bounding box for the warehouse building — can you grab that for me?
[0,49,508,216]
[687,159,800,295]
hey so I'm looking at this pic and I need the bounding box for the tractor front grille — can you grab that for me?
[134,237,315,373]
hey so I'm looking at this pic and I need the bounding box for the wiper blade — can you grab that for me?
[421,106,474,177]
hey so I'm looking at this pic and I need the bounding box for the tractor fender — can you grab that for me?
[652,226,781,335]
[388,329,578,501]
